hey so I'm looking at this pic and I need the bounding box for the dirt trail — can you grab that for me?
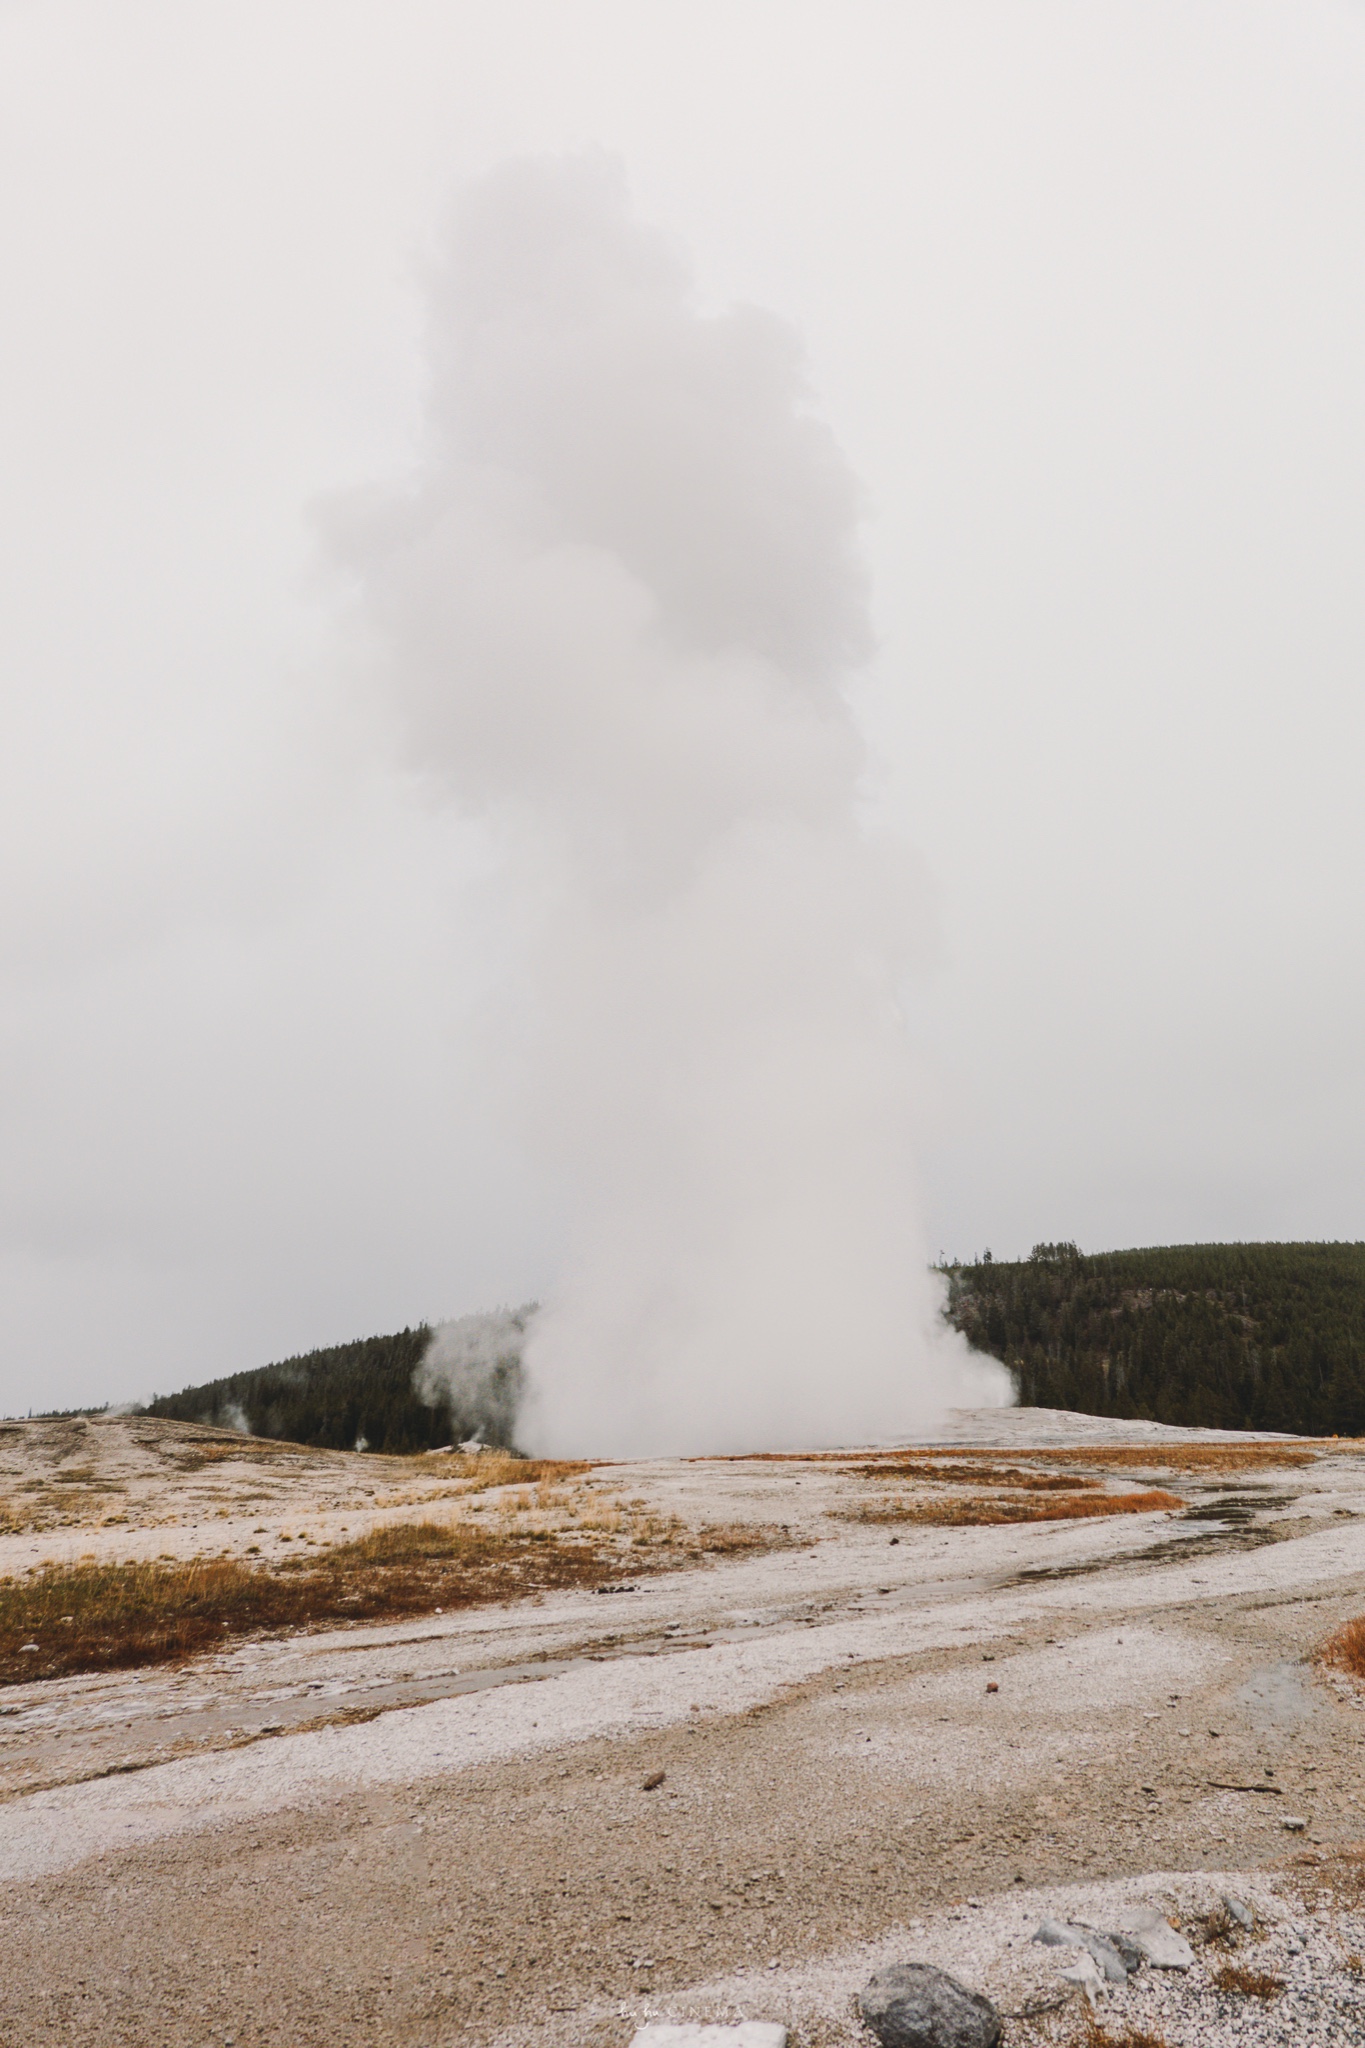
[3,1410,1365,2045]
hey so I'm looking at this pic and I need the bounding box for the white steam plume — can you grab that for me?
[334,154,1011,1455]
[416,1305,534,1448]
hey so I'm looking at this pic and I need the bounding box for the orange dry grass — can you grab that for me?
[1212,1963,1284,1999]
[0,1520,616,1685]
[861,1443,1317,1473]
[0,1499,788,1685]
[1022,1444,1315,1471]
[852,1488,1183,1526]
[699,1441,1321,1471]
[1320,1614,1365,1680]
[1082,2024,1170,2048]
[430,1453,591,1489]
[854,1461,1101,1491]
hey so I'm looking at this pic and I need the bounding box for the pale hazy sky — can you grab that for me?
[3,2,1364,1413]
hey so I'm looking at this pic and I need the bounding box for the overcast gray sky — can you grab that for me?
[3,1,1364,1414]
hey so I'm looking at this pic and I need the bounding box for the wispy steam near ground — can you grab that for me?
[337,154,1011,1454]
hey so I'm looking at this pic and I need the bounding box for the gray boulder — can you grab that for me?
[859,1964,1002,2048]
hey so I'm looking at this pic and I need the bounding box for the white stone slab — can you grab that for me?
[1111,1907,1195,1969]
[1059,1953,1104,2004]
[630,2027,787,2048]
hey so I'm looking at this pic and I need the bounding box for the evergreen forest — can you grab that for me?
[942,1240,1365,1435]
[145,1326,453,1455]
[138,1240,1365,1451]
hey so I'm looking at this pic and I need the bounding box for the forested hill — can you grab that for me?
[145,1239,1365,1451]
[145,1327,448,1455]
[942,1241,1365,1435]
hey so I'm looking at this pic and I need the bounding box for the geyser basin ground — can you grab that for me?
[3,1412,1365,2045]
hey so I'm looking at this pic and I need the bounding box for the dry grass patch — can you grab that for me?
[0,1469,789,1683]
[372,1454,591,1509]
[440,1452,590,1490]
[1079,2023,1170,2048]
[850,1488,1183,1526]
[1045,1444,1316,1473]
[0,1521,620,1684]
[688,1522,786,1555]
[1187,1901,1245,1950]
[1211,1963,1285,1999]
[854,1460,1102,1491]
[1319,1613,1365,1680]
[699,1441,1322,1473]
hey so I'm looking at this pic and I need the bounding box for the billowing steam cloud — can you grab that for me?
[416,1305,534,1447]
[337,154,1011,1454]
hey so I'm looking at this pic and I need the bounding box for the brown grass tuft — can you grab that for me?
[1319,1614,1365,1680]
[689,1522,783,1555]
[1187,1902,1242,1950]
[851,1488,1183,1526]
[1082,2019,1170,2048]
[1212,1963,1285,1999]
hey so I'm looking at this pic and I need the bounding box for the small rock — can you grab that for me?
[859,1963,1002,2048]
[1060,1953,1104,2006]
[1110,1908,1194,1970]
[1107,1933,1145,1974]
[1282,1815,1308,1832]
[19,1644,39,1654]
[1032,1918,1078,1947]
[1030,1921,1127,1983]
[631,2029,787,2047]
[985,1682,998,1694]
[1223,1895,1255,1931]
[642,1771,666,1791]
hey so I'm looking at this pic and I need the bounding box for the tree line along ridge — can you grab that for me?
[137,1240,1365,1450]
[941,1239,1365,1435]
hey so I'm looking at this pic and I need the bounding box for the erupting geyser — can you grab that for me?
[337,153,1011,1454]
